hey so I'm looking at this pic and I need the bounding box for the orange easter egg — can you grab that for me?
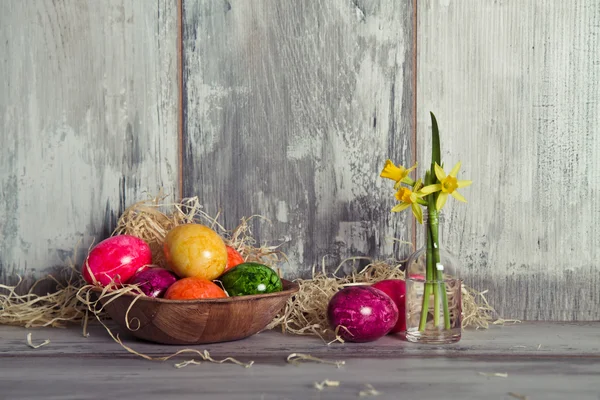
[225,245,244,272]
[164,277,227,300]
[163,223,227,280]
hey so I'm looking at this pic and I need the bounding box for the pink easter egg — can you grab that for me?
[81,235,152,286]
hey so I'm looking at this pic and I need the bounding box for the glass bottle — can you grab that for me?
[404,211,462,344]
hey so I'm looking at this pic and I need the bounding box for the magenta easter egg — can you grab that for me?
[81,235,152,286]
[128,268,178,298]
[327,286,398,343]
[372,279,406,334]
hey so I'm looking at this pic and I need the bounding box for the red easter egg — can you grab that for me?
[81,235,152,286]
[372,279,406,333]
[225,245,244,272]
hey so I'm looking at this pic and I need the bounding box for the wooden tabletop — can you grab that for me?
[1,322,599,400]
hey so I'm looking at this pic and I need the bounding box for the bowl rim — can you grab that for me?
[91,278,299,304]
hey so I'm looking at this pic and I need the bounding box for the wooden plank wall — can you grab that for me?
[2,1,598,321]
[181,0,415,278]
[418,0,600,320]
[0,1,179,285]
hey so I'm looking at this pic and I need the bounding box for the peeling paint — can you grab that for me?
[418,0,600,320]
[0,1,178,283]
[183,0,414,277]
[276,201,289,223]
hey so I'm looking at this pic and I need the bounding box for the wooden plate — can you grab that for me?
[94,279,299,345]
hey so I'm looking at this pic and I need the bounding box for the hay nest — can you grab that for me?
[266,257,499,342]
[1,196,501,338]
[112,195,285,269]
[0,263,87,328]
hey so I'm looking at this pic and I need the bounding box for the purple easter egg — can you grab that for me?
[327,285,398,343]
[128,268,178,298]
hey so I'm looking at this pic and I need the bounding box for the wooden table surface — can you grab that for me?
[1,322,599,400]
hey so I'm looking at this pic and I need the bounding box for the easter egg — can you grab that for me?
[163,224,227,280]
[372,279,407,333]
[225,245,244,272]
[220,262,282,297]
[164,277,227,300]
[81,235,152,286]
[327,286,398,343]
[128,268,178,298]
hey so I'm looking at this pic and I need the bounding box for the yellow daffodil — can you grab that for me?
[380,160,417,188]
[420,162,472,210]
[391,180,425,224]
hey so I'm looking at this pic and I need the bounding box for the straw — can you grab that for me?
[1,196,502,343]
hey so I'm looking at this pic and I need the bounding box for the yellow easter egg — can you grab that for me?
[163,224,227,280]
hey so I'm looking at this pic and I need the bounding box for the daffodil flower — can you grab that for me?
[420,162,472,210]
[380,160,417,188]
[391,180,426,224]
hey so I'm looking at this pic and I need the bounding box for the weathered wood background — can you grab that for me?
[0,1,179,285]
[1,0,599,320]
[182,0,414,278]
[417,0,600,320]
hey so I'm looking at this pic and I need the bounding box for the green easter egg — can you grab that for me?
[220,262,283,296]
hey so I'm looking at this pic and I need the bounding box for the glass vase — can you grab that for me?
[404,212,462,344]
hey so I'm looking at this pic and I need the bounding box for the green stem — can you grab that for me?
[430,211,451,330]
[429,210,440,327]
[429,112,443,329]
[432,276,440,327]
[419,170,434,332]
[419,282,433,331]
[429,113,451,330]
[438,268,451,330]
[418,223,434,331]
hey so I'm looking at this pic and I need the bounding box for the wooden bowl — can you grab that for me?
[95,279,299,345]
